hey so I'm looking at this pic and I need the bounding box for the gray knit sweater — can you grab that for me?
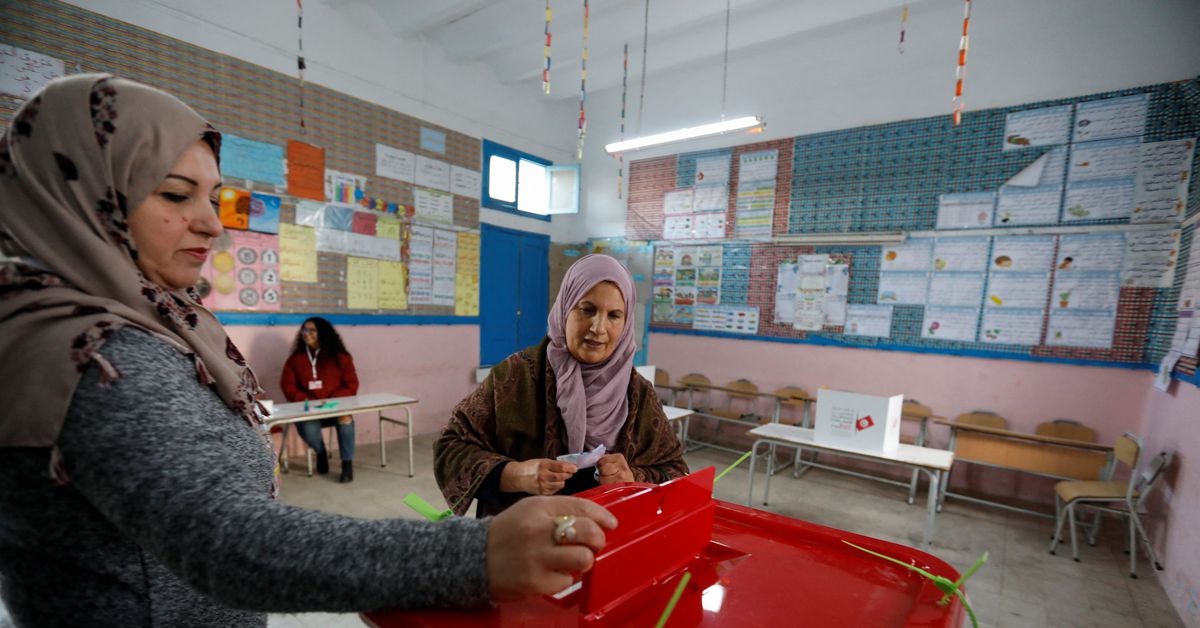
[0,328,491,627]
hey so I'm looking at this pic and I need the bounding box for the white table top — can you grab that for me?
[663,405,694,422]
[749,423,954,471]
[268,392,418,425]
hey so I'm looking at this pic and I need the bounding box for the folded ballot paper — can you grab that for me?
[556,444,606,469]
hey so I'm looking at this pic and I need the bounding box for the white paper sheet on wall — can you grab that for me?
[1072,94,1148,143]
[1132,138,1195,223]
[1003,105,1073,151]
[845,305,893,338]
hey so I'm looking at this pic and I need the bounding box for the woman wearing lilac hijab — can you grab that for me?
[435,254,689,517]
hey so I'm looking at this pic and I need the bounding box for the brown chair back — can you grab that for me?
[955,411,1008,430]
[1035,420,1097,443]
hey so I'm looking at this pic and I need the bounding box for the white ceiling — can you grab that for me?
[321,0,939,102]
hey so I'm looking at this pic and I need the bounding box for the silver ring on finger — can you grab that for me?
[553,515,577,544]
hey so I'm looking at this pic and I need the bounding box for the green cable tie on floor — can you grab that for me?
[714,450,753,483]
[653,570,692,628]
[403,493,452,521]
[843,540,987,628]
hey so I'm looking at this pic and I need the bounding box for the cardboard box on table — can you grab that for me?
[814,389,904,453]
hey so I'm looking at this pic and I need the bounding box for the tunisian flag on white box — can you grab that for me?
[813,389,904,453]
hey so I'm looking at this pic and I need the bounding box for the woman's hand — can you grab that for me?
[486,495,618,601]
[596,453,634,484]
[500,459,579,495]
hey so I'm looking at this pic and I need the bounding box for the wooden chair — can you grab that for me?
[772,386,810,426]
[955,410,1009,430]
[1049,434,1169,578]
[1035,419,1097,443]
[679,373,713,412]
[651,368,674,405]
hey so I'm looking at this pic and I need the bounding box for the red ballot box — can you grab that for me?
[364,468,965,627]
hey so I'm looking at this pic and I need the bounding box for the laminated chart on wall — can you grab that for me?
[1133,138,1195,223]
[416,155,451,192]
[432,229,458,307]
[220,135,285,187]
[455,232,481,315]
[346,257,380,310]
[325,170,368,206]
[693,304,760,334]
[652,244,724,325]
[735,150,777,240]
[278,223,317,283]
[450,166,482,200]
[248,192,281,234]
[1071,94,1148,143]
[1122,229,1181,288]
[1002,105,1073,151]
[0,44,64,98]
[378,260,408,310]
[922,238,987,341]
[287,140,326,202]
[937,192,995,230]
[408,225,434,305]
[773,255,848,330]
[202,231,280,311]
[1047,232,1123,349]
[981,236,1052,346]
[845,304,894,338]
[376,143,416,183]
[877,238,932,305]
[414,188,455,225]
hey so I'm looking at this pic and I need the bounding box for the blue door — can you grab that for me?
[480,224,549,365]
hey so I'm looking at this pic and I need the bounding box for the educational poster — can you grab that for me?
[432,229,458,307]
[793,255,829,331]
[351,211,377,236]
[325,169,368,206]
[696,266,721,305]
[1051,272,1121,311]
[933,237,990,272]
[1072,94,1148,143]
[735,150,777,240]
[927,272,986,308]
[378,260,408,311]
[1006,146,1067,187]
[376,143,416,183]
[315,228,401,261]
[1047,309,1117,349]
[936,193,995,229]
[278,224,317,283]
[287,140,326,201]
[994,185,1062,225]
[985,272,1050,309]
[876,272,929,305]
[663,190,694,216]
[208,231,280,311]
[774,262,799,324]
[662,215,693,240]
[1055,233,1125,273]
[697,245,723,267]
[1063,178,1134,221]
[1133,138,1194,223]
[376,215,402,240]
[673,305,694,325]
[674,247,698,269]
[408,226,434,305]
[979,308,1044,345]
[694,154,731,186]
[450,166,482,199]
[845,305,893,338]
[1068,137,1140,182]
[921,306,979,342]
[693,213,727,239]
[825,262,850,327]
[455,232,481,315]
[692,184,727,213]
[414,188,455,224]
[1002,105,1073,150]
[880,238,933,271]
[989,236,1056,273]
[218,188,250,230]
[693,305,760,334]
[346,257,380,310]
[1121,229,1180,288]
[0,45,64,98]
[248,192,281,234]
[420,127,446,154]
[220,135,285,186]
[416,155,451,192]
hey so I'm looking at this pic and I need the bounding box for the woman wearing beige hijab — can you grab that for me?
[0,75,615,627]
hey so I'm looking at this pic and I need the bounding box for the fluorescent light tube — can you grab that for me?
[605,116,764,153]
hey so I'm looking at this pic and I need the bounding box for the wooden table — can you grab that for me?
[933,419,1114,518]
[268,392,419,478]
[747,424,955,546]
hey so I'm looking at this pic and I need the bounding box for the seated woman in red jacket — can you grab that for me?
[281,317,360,482]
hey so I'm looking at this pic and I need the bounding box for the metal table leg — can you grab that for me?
[923,468,940,546]
[379,406,415,477]
[907,417,928,505]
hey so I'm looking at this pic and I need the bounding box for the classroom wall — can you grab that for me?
[227,325,480,454]
[1141,384,1200,627]
[64,0,576,238]
[560,0,1200,243]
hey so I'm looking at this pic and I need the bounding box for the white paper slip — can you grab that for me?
[556,444,606,469]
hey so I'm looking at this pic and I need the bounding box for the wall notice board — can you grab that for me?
[629,77,1200,383]
[0,0,483,322]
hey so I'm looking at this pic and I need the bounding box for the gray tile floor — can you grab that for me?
[269,435,1184,628]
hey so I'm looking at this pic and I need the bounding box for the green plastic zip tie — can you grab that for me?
[403,493,452,522]
[842,540,987,628]
[653,570,692,628]
[715,450,753,483]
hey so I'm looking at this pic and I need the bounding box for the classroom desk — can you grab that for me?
[747,424,955,546]
[680,382,815,459]
[662,404,694,444]
[933,419,1114,518]
[268,392,419,478]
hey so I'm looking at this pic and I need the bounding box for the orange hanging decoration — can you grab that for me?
[951,0,972,125]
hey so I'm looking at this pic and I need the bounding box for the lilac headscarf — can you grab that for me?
[547,254,637,453]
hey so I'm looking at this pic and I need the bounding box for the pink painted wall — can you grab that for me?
[648,332,1153,505]
[226,325,481,455]
[1140,382,1200,627]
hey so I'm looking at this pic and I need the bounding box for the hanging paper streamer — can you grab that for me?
[636,0,650,136]
[899,1,909,53]
[951,0,972,125]
[617,42,628,199]
[296,0,306,131]
[577,0,589,159]
[543,0,552,95]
